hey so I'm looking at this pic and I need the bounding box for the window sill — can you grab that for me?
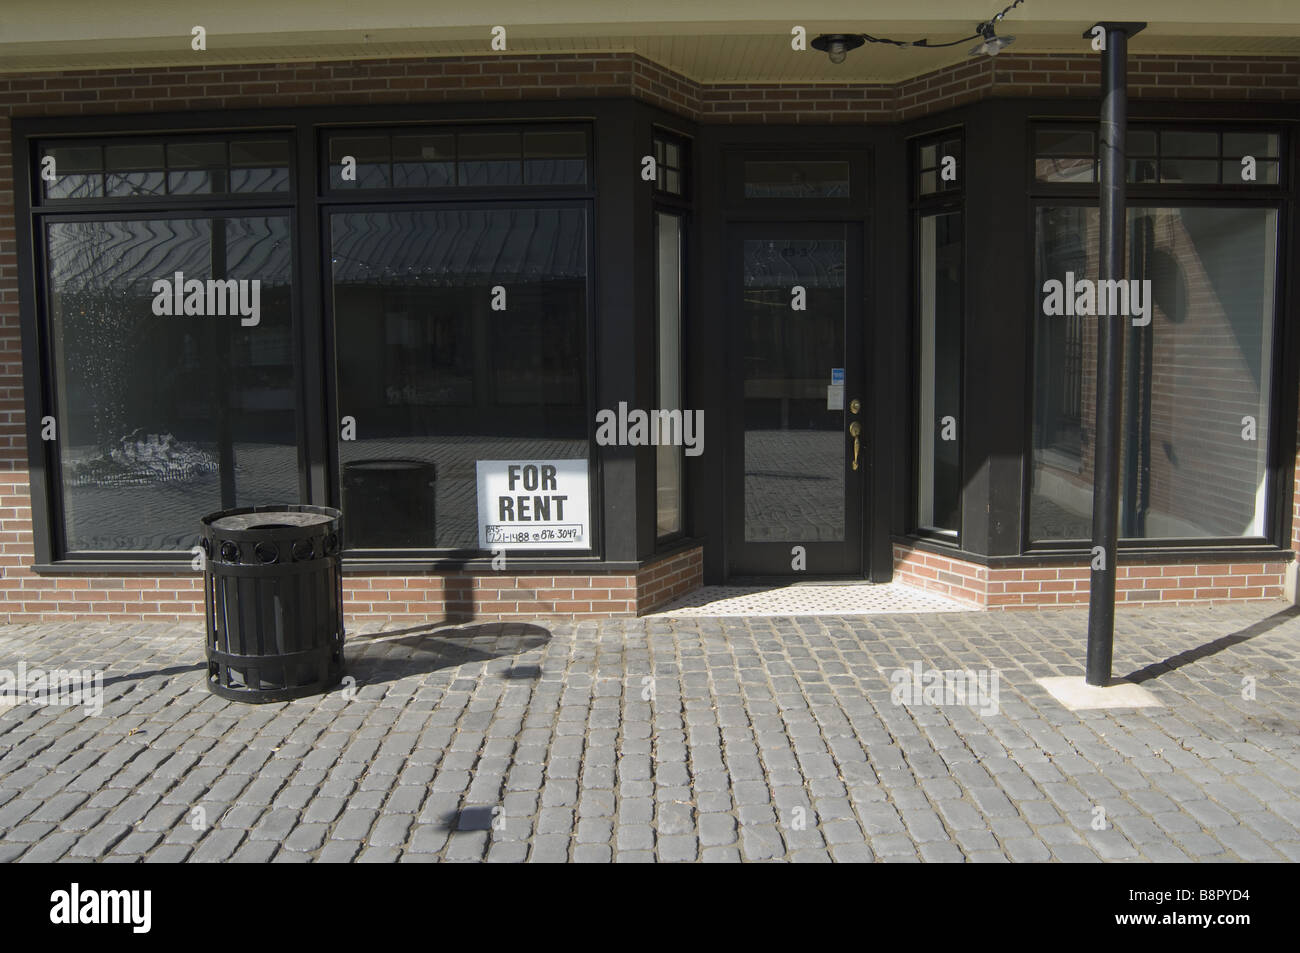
[893,535,1295,568]
[1011,542,1294,566]
[893,533,961,555]
[341,555,636,573]
[29,549,703,576]
[653,534,700,557]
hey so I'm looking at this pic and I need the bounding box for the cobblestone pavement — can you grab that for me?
[1,602,1298,863]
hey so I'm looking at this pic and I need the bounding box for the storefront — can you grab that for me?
[2,9,1299,621]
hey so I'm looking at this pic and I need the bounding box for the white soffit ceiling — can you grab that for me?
[2,3,1300,82]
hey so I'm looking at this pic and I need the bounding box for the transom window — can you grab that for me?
[1034,124,1282,186]
[324,125,589,191]
[916,134,962,198]
[37,135,291,202]
[653,131,687,196]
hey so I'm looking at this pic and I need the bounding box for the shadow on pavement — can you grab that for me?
[344,622,552,687]
[1124,605,1300,684]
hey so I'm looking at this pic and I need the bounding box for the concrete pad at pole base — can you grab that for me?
[1036,676,1162,711]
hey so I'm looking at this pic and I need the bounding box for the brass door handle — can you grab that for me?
[849,421,862,471]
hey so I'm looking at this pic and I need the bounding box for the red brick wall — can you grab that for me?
[896,55,1300,121]
[636,546,703,613]
[1,52,1297,124]
[0,108,25,616]
[0,546,703,625]
[893,543,1286,609]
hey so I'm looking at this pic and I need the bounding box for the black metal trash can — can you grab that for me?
[341,459,436,548]
[201,504,345,703]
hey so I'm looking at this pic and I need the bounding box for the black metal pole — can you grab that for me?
[1085,22,1145,686]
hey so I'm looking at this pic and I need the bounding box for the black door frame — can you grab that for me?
[723,219,866,576]
[690,131,897,584]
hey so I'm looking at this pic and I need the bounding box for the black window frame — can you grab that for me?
[650,126,692,547]
[651,128,689,199]
[1032,121,1286,190]
[33,132,295,207]
[322,195,599,560]
[319,121,594,199]
[22,128,304,566]
[914,132,964,201]
[724,149,867,214]
[1024,118,1293,553]
[909,128,965,546]
[12,101,675,574]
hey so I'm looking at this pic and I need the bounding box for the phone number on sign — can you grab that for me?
[485,525,583,544]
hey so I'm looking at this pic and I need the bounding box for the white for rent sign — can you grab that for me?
[476,459,590,550]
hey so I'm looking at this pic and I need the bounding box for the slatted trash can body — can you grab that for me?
[201,505,345,703]
[341,459,436,549]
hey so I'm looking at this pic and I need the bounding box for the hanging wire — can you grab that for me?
[857,0,1026,49]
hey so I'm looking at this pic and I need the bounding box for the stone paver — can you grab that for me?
[2,603,1299,862]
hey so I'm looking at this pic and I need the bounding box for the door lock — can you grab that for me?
[849,398,860,414]
[849,421,862,471]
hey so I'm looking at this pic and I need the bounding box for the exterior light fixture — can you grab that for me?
[812,2,1026,63]
[969,20,1015,56]
[812,34,866,65]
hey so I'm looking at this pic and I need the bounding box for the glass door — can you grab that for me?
[725,222,864,576]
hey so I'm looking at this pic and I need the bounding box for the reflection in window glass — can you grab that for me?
[1223,132,1279,158]
[1036,157,1095,184]
[392,134,455,188]
[935,139,967,193]
[105,143,164,197]
[1031,206,1276,540]
[331,207,589,550]
[1159,158,1218,185]
[458,133,522,186]
[230,139,292,193]
[917,212,961,535]
[653,134,686,195]
[1128,131,1157,157]
[328,136,391,189]
[1034,125,1284,186]
[1161,130,1218,157]
[323,128,590,191]
[38,135,292,198]
[46,217,299,551]
[167,140,228,193]
[656,212,684,538]
[40,137,290,200]
[742,237,845,542]
[1037,129,1096,157]
[43,145,103,199]
[1128,158,1159,184]
[744,161,849,199]
[1222,159,1279,185]
[523,131,586,185]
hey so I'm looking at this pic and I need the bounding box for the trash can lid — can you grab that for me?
[209,511,336,531]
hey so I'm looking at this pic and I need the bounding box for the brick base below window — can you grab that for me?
[0,547,703,625]
[893,543,1288,609]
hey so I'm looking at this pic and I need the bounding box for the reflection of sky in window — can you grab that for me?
[47,218,292,292]
[330,209,586,285]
